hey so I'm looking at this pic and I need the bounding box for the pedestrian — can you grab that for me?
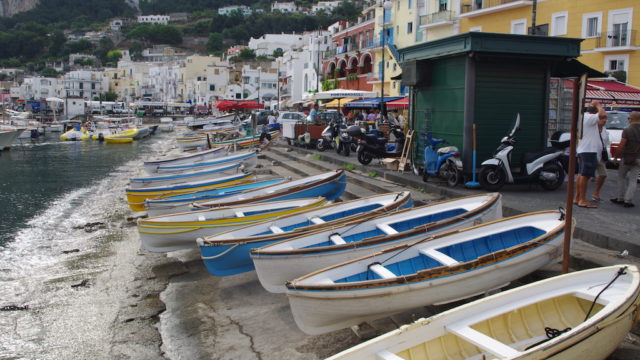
[591,125,610,202]
[267,112,277,125]
[308,103,318,124]
[397,111,407,132]
[611,111,640,208]
[366,110,377,124]
[575,101,607,208]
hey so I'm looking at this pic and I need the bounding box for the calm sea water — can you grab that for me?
[0,134,154,245]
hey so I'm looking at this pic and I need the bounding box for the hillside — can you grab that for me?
[0,0,39,17]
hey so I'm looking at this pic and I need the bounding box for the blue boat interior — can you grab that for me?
[157,180,282,201]
[301,208,467,249]
[334,226,546,283]
[277,203,384,232]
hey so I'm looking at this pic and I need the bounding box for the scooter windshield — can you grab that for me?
[508,113,521,137]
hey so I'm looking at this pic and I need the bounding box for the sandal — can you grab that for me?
[577,203,598,209]
[591,197,602,202]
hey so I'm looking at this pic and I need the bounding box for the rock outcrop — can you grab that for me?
[0,0,39,17]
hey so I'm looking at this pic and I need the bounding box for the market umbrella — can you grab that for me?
[323,98,355,108]
[236,100,264,110]
[386,96,409,109]
[215,100,239,111]
[313,89,377,100]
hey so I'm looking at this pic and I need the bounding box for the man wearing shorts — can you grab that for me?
[575,101,607,208]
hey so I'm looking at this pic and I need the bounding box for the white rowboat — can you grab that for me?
[327,265,640,360]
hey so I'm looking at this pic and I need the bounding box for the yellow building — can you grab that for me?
[457,0,639,87]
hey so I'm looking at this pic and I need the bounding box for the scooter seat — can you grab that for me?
[437,146,458,154]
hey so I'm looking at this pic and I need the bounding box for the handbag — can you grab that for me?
[599,131,609,163]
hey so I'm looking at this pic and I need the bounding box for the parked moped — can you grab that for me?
[478,114,566,191]
[422,133,463,187]
[347,125,405,165]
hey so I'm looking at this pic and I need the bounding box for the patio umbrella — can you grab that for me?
[215,100,239,111]
[313,89,377,100]
[236,100,264,110]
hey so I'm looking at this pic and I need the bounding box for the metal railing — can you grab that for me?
[420,10,456,26]
[596,30,637,48]
[461,0,524,14]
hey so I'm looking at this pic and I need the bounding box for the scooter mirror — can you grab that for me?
[508,113,521,137]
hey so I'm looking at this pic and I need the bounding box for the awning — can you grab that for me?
[314,89,377,100]
[552,59,606,78]
[584,80,640,106]
[322,98,355,108]
[386,96,409,109]
[344,97,404,109]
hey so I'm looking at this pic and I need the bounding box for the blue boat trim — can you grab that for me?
[126,173,251,193]
[131,163,239,182]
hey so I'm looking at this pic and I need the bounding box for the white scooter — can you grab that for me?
[479,114,566,191]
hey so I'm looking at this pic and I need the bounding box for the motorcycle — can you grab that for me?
[316,121,339,152]
[347,124,406,165]
[422,133,463,187]
[479,114,566,191]
[335,123,353,156]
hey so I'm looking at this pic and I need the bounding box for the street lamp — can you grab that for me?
[257,66,261,104]
[380,0,392,121]
[276,60,281,110]
[316,37,321,92]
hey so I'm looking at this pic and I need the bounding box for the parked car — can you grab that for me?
[195,105,210,116]
[605,110,630,167]
[277,111,306,123]
[255,110,275,125]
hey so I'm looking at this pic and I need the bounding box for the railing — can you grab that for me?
[420,11,456,26]
[461,0,524,14]
[596,30,637,48]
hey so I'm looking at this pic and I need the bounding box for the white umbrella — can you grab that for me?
[46,97,64,103]
[313,89,377,100]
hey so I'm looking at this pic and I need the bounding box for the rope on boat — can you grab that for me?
[524,327,572,350]
[200,244,239,260]
[584,266,628,321]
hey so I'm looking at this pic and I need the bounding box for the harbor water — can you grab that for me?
[0,134,172,358]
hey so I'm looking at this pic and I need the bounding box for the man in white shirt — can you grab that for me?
[575,100,607,208]
[267,113,276,125]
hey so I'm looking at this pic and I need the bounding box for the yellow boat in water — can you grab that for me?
[108,128,139,139]
[60,127,90,141]
[105,137,133,144]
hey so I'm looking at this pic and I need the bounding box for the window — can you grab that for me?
[551,12,568,36]
[439,0,447,12]
[604,54,628,72]
[209,84,215,91]
[511,19,527,35]
[608,9,632,47]
[582,13,602,38]
[407,22,413,34]
[408,0,412,9]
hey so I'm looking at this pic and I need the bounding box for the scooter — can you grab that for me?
[478,114,566,191]
[422,133,463,187]
[347,124,406,165]
[316,121,338,152]
[335,123,352,156]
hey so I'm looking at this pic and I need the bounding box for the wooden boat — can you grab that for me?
[138,197,327,252]
[252,193,502,293]
[104,136,133,144]
[192,169,347,209]
[327,265,640,360]
[143,147,227,174]
[286,211,567,335]
[145,178,288,217]
[210,131,280,149]
[177,134,209,151]
[128,162,244,189]
[153,151,257,174]
[125,172,254,212]
[197,192,413,276]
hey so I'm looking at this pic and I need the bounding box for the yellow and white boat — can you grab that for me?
[108,128,139,139]
[327,265,640,360]
[104,137,133,144]
[60,127,90,141]
[138,197,327,252]
[125,172,254,212]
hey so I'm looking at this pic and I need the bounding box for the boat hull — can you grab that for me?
[125,172,254,211]
[128,162,243,189]
[154,151,256,174]
[139,198,326,252]
[143,147,226,174]
[253,195,502,293]
[0,129,24,150]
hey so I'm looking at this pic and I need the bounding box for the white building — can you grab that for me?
[248,33,307,57]
[19,77,64,100]
[225,64,278,106]
[137,15,170,25]
[64,70,108,100]
[301,31,332,95]
[271,2,297,13]
[110,19,123,31]
[312,1,343,14]
[218,5,252,16]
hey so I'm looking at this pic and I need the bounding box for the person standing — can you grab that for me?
[575,101,607,208]
[308,103,318,124]
[591,125,610,202]
[611,111,640,208]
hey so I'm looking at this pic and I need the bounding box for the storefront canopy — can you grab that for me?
[314,89,377,100]
[584,79,640,106]
[322,98,355,108]
[344,96,404,109]
[386,96,409,109]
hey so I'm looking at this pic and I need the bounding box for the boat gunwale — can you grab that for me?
[286,210,566,291]
[143,146,225,166]
[154,151,255,171]
[191,169,345,209]
[199,191,412,246]
[125,172,254,194]
[252,193,501,256]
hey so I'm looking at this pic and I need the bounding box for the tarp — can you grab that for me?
[344,96,404,109]
[386,96,409,109]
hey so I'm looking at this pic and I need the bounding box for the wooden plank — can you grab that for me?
[420,248,459,266]
[446,325,520,358]
[398,130,414,173]
[370,264,397,279]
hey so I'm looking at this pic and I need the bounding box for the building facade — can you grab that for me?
[64,70,108,100]
[137,15,170,25]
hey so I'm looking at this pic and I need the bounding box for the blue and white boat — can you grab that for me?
[196,192,413,276]
[250,193,502,293]
[191,170,347,209]
[286,210,566,335]
[153,151,256,174]
[145,178,288,217]
[129,162,246,189]
[143,147,227,174]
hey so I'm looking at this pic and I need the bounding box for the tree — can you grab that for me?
[105,50,123,67]
[206,33,224,53]
[126,24,182,45]
[236,48,256,61]
[272,48,284,58]
[129,42,143,61]
[40,67,59,77]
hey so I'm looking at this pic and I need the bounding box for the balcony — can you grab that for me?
[460,0,532,18]
[420,11,456,27]
[595,30,638,51]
